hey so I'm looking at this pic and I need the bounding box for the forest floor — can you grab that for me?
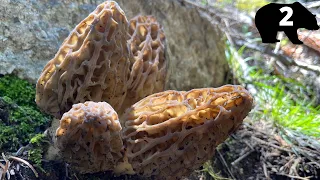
[2,118,319,180]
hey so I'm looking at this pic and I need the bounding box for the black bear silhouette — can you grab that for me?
[255,2,319,44]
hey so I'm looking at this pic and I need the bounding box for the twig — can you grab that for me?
[0,156,10,180]
[231,133,256,149]
[263,162,271,180]
[243,122,272,137]
[281,155,295,173]
[294,60,320,74]
[251,136,293,153]
[231,149,255,166]
[73,173,79,180]
[276,173,312,180]
[0,163,5,170]
[216,149,236,179]
[291,146,320,168]
[223,19,234,46]
[1,153,10,180]
[243,140,255,150]
[305,1,320,8]
[7,155,38,178]
[289,157,301,176]
[269,32,283,66]
[235,40,293,65]
[182,0,254,33]
[307,161,320,168]
[13,144,31,156]
[234,40,320,75]
[271,33,289,74]
[64,163,68,180]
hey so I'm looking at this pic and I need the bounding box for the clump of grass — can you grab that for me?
[225,42,320,138]
[254,82,320,137]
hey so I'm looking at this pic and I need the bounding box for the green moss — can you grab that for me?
[28,148,43,167]
[0,75,52,152]
[29,133,48,145]
[0,75,36,106]
[28,133,49,171]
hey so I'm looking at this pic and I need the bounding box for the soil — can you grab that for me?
[210,120,320,180]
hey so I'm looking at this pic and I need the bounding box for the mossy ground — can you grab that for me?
[0,75,52,152]
[28,133,50,170]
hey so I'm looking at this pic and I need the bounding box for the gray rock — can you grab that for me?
[0,0,228,90]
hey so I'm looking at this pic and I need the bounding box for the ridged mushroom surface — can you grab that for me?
[121,85,254,179]
[36,1,130,118]
[55,101,124,173]
[122,15,167,112]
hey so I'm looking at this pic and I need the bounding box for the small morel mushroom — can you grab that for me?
[36,1,130,118]
[121,85,254,179]
[55,101,124,173]
[121,15,168,111]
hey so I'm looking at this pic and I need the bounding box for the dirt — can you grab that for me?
[209,120,320,180]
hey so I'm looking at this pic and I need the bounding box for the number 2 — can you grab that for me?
[279,7,293,26]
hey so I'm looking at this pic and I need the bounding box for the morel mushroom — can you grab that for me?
[55,101,124,173]
[121,85,254,179]
[54,85,253,178]
[36,1,130,118]
[122,15,168,111]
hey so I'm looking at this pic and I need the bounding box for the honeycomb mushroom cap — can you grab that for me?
[121,85,254,179]
[55,101,124,173]
[121,15,168,112]
[36,1,130,118]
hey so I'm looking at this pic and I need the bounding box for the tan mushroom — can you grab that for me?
[54,85,253,177]
[55,101,124,173]
[36,1,130,118]
[121,85,254,179]
[121,15,168,112]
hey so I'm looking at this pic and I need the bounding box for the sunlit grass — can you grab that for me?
[225,41,320,138]
[235,0,268,12]
[254,82,320,137]
[211,0,268,12]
